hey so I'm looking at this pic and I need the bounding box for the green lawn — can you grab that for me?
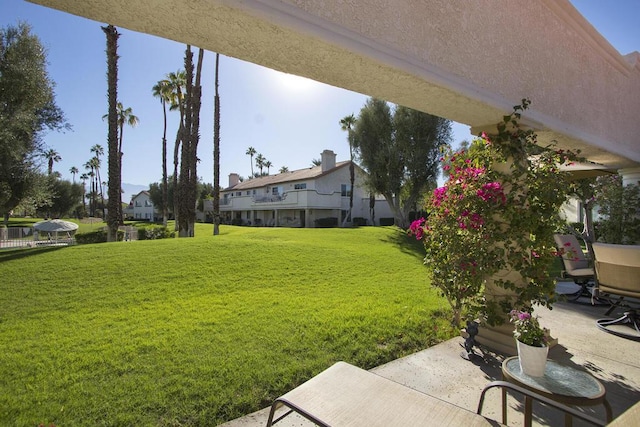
[0,225,454,426]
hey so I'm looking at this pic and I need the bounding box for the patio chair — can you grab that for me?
[266,361,501,426]
[592,242,640,341]
[265,361,639,426]
[553,234,595,300]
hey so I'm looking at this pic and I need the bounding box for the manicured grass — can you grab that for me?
[0,225,454,426]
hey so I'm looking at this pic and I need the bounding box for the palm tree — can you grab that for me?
[69,166,79,183]
[311,158,322,167]
[264,160,272,175]
[279,166,289,174]
[152,78,171,227]
[43,148,61,175]
[90,144,105,216]
[255,153,265,176]
[102,24,120,241]
[113,102,139,224]
[340,113,356,226]
[87,169,96,216]
[246,146,256,178]
[177,45,204,237]
[89,156,102,217]
[84,160,95,216]
[166,70,187,230]
[80,173,88,212]
[213,53,221,236]
[88,157,104,214]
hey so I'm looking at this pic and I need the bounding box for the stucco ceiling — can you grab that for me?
[28,0,640,170]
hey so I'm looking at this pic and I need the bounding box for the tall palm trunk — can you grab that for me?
[117,121,125,224]
[178,46,204,237]
[103,24,120,242]
[173,125,181,231]
[161,98,168,227]
[96,166,104,218]
[213,53,220,235]
[178,47,194,237]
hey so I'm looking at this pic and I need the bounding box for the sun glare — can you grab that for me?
[273,70,320,93]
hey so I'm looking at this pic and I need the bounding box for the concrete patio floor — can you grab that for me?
[221,284,640,426]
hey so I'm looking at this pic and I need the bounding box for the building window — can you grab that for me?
[341,184,352,197]
[145,200,152,207]
[294,183,307,190]
[135,201,141,207]
[246,191,251,195]
[235,191,241,196]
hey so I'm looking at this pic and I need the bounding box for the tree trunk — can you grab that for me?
[178,47,203,237]
[383,193,407,228]
[172,123,182,231]
[178,46,194,237]
[102,24,120,242]
[117,122,124,225]
[189,48,204,236]
[161,100,168,227]
[213,53,221,235]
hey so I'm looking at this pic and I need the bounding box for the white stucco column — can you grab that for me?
[619,167,640,187]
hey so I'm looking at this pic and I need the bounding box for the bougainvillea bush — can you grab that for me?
[410,100,580,327]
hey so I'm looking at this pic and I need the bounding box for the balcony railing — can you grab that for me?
[254,193,287,203]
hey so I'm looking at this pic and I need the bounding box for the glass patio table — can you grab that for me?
[501,356,612,427]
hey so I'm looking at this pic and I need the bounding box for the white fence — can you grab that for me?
[0,226,76,249]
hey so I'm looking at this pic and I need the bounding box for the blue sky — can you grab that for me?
[2,0,639,200]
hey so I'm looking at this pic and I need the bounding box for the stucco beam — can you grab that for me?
[27,0,640,169]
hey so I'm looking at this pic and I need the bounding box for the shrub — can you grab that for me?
[75,229,125,244]
[409,100,580,327]
[568,222,584,235]
[379,217,395,226]
[353,217,368,226]
[593,175,640,244]
[314,217,338,228]
[75,230,107,244]
[137,225,175,240]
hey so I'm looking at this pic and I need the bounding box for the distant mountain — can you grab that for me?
[122,183,148,202]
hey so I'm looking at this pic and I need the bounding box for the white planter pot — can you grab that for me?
[516,339,548,376]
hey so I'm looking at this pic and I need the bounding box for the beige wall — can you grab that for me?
[30,0,639,169]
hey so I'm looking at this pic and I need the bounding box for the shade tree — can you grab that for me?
[0,23,68,223]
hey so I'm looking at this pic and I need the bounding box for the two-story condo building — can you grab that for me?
[218,150,392,228]
[124,191,156,221]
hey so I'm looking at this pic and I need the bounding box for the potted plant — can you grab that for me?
[510,309,548,376]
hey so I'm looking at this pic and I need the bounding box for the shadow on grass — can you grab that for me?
[380,226,426,259]
[0,245,68,263]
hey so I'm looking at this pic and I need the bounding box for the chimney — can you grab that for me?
[229,173,240,188]
[321,149,336,172]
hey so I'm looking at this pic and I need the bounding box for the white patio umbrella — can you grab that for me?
[33,219,79,241]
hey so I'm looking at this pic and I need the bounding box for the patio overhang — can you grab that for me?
[27,0,640,170]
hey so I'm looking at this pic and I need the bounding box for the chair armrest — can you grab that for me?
[477,381,605,426]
